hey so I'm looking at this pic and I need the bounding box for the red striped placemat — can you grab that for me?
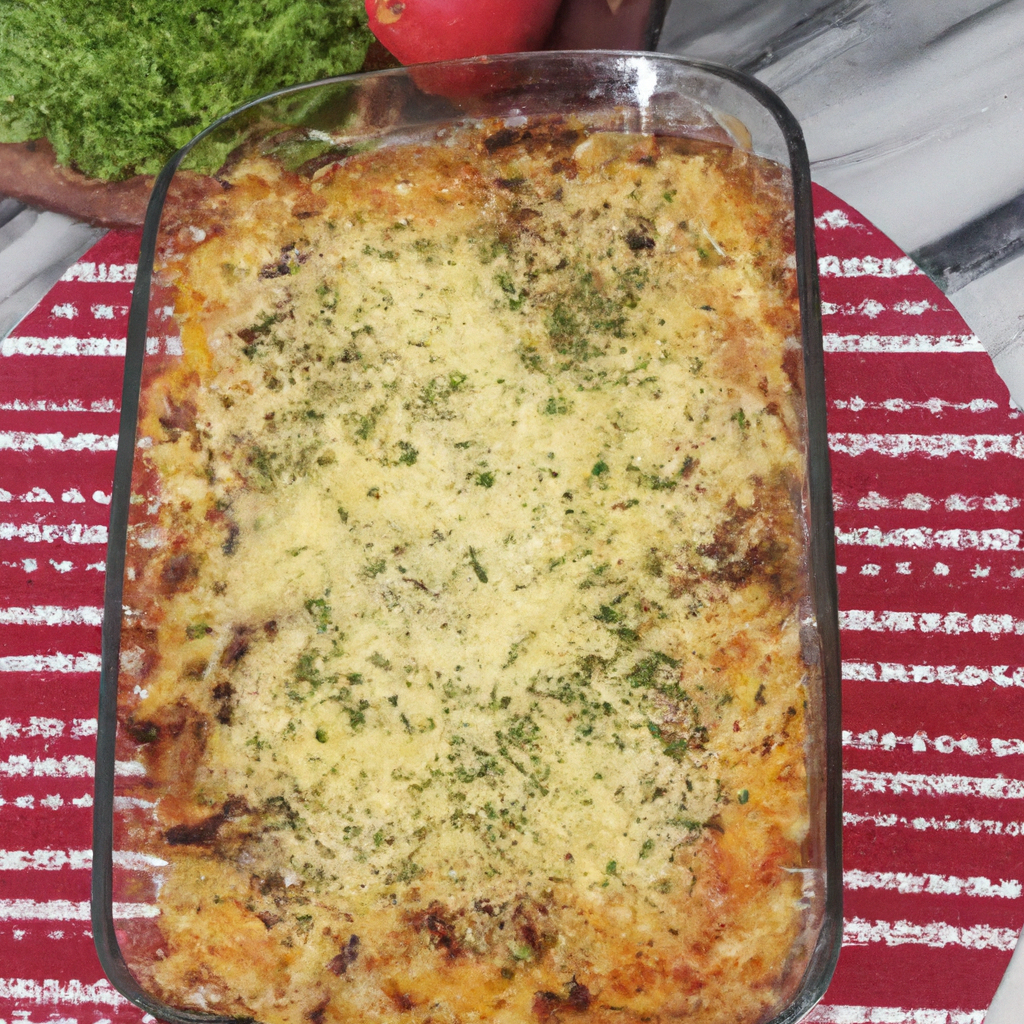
[0,186,1021,1022]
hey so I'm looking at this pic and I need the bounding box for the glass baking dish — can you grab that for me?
[93,51,841,1024]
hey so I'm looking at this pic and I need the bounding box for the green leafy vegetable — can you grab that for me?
[0,1,372,180]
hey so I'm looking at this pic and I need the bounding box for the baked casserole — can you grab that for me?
[102,63,835,1024]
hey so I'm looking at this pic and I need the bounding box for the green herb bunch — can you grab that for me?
[0,0,372,180]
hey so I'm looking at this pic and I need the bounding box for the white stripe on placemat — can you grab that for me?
[0,793,93,811]
[1,335,180,356]
[807,1007,984,1024]
[814,209,865,230]
[845,810,1024,837]
[0,756,142,778]
[1,336,126,357]
[0,849,165,870]
[0,487,54,502]
[832,397,1000,413]
[0,488,111,504]
[0,850,91,870]
[50,301,131,321]
[833,491,1020,512]
[829,433,1024,458]
[0,756,94,778]
[839,562,1024,582]
[844,869,1021,898]
[840,610,1024,635]
[836,527,1022,551]
[0,718,96,739]
[59,262,137,283]
[0,653,101,673]
[0,489,110,505]
[818,256,924,277]
[1,560,106,577]
[0,899,156,920]
[842,662,1024,688]
[0,399,118,413]
[0,606,103,627]
[822,298,939,317]
[844,729,1024,758]
[844,770,1024,799]
[0,432,118,453]
[0,977,130,1007]
[0,523,108,544]
[823,333,984,353]
[843,917,1018,951]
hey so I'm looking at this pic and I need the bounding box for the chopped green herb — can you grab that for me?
[468,547,489,583]
[361,558,386,578]
[362,244,398,261]
[304,596,332,633]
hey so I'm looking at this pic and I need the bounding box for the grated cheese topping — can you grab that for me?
[115,118,817,1024]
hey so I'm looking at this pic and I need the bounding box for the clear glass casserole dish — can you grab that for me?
[93,51,841,1024]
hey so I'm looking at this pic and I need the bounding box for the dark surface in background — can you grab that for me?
[547,0,669,51]
[912,191,1024,294]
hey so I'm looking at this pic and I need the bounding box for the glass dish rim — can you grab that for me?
[91,49,843,1024]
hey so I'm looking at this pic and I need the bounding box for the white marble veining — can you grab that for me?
[0,202,104,339]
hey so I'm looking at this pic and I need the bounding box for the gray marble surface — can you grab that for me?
[0,198,104,339]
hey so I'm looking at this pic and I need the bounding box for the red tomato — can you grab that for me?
[365,0,564,64]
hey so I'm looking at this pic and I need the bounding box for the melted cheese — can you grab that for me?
[116,119,816,1024]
